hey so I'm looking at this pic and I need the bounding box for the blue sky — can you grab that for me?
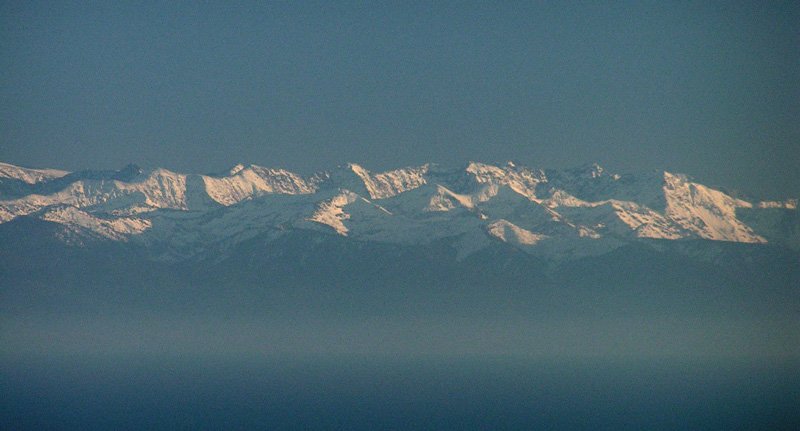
[1,1,798,198]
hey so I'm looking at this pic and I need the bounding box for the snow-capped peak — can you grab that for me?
[661,172,764,243]
[327,163,428,199]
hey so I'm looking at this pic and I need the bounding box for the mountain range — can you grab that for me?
[1,160,798,263]
[2,160,799,343]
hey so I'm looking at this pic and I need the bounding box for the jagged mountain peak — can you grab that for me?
[344,161,367,172]
[550,162,619,182]
[215,163,297,178]
[228,163,246,176]
[129,166,182,181]
[321,163,429,200]
[569,162,608,178]
[112,164,143,182]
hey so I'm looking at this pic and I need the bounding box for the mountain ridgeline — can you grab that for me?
[1,161,798,316]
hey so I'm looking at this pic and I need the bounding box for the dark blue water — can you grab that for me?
[2,354,798,430]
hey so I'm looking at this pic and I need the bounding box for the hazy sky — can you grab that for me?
[1,1,798,198]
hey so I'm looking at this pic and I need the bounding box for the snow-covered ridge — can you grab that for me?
[0,161,796,261]
[0,162,70,184]
[344,163,428,199]
[202,164,320,206]
[757,199,798,210]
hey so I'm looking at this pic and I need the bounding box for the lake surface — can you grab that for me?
[2,354,798,430]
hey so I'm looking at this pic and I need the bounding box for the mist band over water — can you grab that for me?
[3,312,798,361]
[3,306,800,430]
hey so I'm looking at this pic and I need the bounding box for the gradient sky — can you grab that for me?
[1,1,798,199]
